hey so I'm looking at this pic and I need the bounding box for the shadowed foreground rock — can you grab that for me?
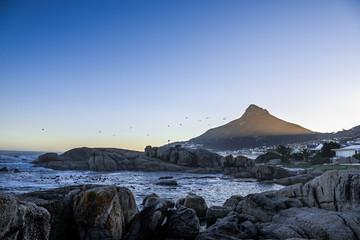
[15,185,138,240]
[0,192,50,240]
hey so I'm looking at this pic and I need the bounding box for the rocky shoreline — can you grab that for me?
[32,146,321,185]
[1,170,360,240]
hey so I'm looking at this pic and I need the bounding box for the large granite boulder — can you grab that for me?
[156,147,171,161]
[199,212,257,239]
[302,170,360,211]
[191,148,221,168]
[16,185,138,240]
[16,185,86,240]
[275,173,314,186]
[124,194,169,240]
[0,192,51,240]
[166,206,200,238]
[256,207,360,240]
[183,194,208,220]
[252,165,294,180]
[177,150,195,166]
[73,185,138,240]
[206,206,232,227]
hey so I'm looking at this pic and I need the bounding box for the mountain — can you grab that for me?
[189,104,321,150]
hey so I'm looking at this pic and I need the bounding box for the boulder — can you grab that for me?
[16,185,86,240]
[17,185,138,240]
[35,152,59,163]
[124,194,169,240]
[275,174,314,186]
[0,192,51,240]
[166,206,200,238]
[252,165,294,180]
[255,222,307,240]
[272,207,360,240]
[206,206,232,226]
[155,180,178,186]
[302,170,360,212]
[240,193,288,222]
[183,194,208,220]
[223,195,244,211]
[222,155,235,167]
[177,150,195,166]
[0,166,8,172]
[191,148,221,168]
[156,147,171,161]
[169,150,179,163]
[145,145,156,157]
[72,185,138,240]
[133,158,160,171]
[200,212,257,239]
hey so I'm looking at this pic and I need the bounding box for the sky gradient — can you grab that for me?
[1,0,360,152]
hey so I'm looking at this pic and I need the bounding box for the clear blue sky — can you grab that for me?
[1,0,360,151]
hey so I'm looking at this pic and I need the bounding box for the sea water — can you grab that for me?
[0,150,283,206]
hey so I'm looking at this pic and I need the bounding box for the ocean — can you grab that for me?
[0,150,283,206]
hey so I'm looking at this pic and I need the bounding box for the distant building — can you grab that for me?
[332,145,360,158]
[307,144,323,152]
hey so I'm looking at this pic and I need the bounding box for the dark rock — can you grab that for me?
[191,148,221,168]
[187,168,212,174]
[200,212,257,239]
[275,174,314,186]
[142,193,161,207]
[16,185,137,240]
[183,194,208,220]
[255,222,307,239]
[176,198,185,209]
[177,150,195,166]
[302,170,360,212]
[165,200,175,209]
[222,155,235,167]
[35,152,59,163]
[272,207,360,240]
[240,193,288,222]
[17,185,86,240]
[0,192,51,240]
[167,206,200,238]
[157,147,171,160]
[206,206,232,227]
[254,152,282,164]
[124,195,169,240]
[14,168,20,173]
[133,158,160,171]
[158,176,174,180]
[223,195,244,211]
[73,185,138,240]
[145,145,156,157]
[253,165,294,180]
[155,180,178,186]
[0,166,8,172]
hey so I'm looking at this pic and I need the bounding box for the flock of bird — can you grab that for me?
[41,116,229,139]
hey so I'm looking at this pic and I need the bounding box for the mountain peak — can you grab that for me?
[243,104,269,117]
